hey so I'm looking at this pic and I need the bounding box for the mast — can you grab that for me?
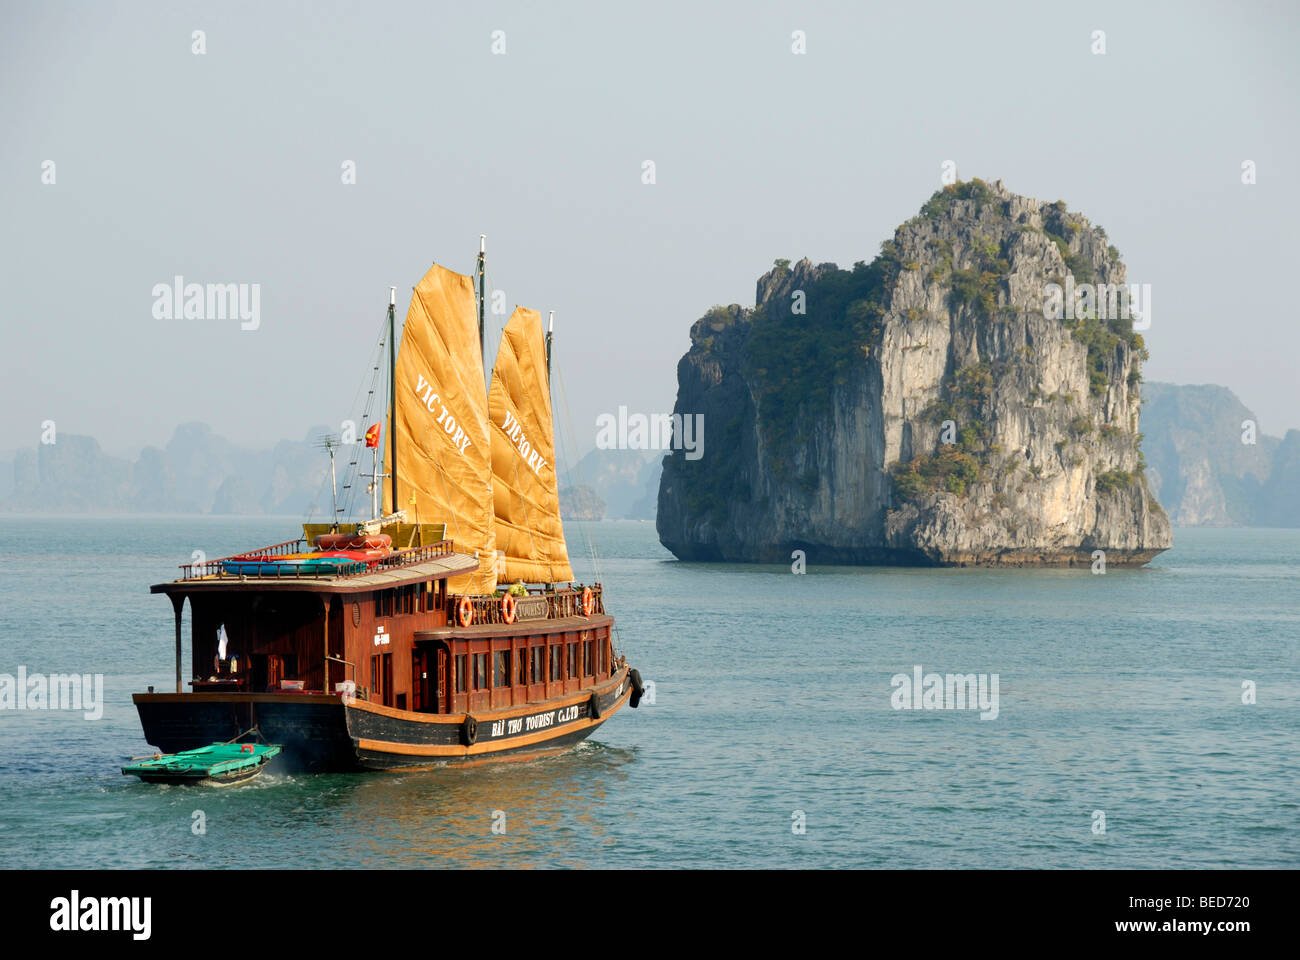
[325,437,339,531]
[388,286,398,512]
[476,235,487,367]
[545,310,555,591]
[546,310,554,386]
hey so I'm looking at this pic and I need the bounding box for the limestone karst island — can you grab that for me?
[657,179,1172,566]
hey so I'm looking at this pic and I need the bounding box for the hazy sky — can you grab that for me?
[2,0,1297,462]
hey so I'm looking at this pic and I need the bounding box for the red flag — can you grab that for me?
[364,423,382,448]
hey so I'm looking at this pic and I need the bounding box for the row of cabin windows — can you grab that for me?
[374,582,442,619]
[452,639,605,694]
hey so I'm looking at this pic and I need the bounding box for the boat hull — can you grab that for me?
[132,666,632,773]
[346,670,632,771]
[132,692,355,772]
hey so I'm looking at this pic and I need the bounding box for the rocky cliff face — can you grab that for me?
[1141,382,1300,526]
[657,179,1172,565]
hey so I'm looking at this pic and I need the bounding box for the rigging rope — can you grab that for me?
[308,308,389,526]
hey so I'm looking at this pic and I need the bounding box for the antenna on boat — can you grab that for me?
[315,433,343,531]
[388,285,398,513]
[476,234,487,373]
[546,310,554,385]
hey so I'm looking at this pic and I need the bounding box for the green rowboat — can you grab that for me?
[122,743,282,785]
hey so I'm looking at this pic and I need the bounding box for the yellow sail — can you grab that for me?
[488,307,573,583]
[383,264,496,594]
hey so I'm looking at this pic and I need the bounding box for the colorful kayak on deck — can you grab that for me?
[220,550,385,576]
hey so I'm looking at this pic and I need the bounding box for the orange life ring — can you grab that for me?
[456,596,474,628]
[581,587,594,617]
[501,592,517,625]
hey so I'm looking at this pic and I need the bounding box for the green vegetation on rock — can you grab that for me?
[742,252,898,473]
[674,411,746,525]
[918,179,995,219]
[1094,469,1135,494]
[891,447,982,499]
[892,362,999,502]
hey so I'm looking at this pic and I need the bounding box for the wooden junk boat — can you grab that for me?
[132,241,643,772]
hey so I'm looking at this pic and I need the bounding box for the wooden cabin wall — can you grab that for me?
[185,582,615,711]
[327,596,344,689]
[182,580,450,695]
[189,597,223,680]
[189,592,328,692]
[445,621,612,716]
[344,580,448,706]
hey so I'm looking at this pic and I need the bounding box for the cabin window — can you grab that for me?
[374,590,395,619]
[583,640,592,676]
[530,645,544,684]
[455,654,468,693]
[495,651,511,688]
[517,648,528,686]
[473,653,488,690]
[550,644,563,682]
[567,642,577,678]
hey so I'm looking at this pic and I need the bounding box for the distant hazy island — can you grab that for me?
[1,383,1294,531]
[0,422,661,521]
[558,484,607,521]
[656,179,1298,565]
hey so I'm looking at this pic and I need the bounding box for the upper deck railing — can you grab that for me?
[449,584,605,626]
[179,539,456,581]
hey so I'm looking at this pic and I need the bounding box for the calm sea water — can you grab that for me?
[0,517,1296,868]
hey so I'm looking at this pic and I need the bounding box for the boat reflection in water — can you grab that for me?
[260,741,638,867]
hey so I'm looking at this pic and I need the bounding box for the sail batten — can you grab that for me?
[384,264,497,594]
[489,307,573,583]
